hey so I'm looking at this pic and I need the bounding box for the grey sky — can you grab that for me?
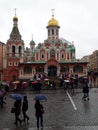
[0,0,98,59]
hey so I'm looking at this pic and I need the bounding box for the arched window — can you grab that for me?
[36,66,44,73]
[61,66,69,73]
[24,66,32,74]
[50,49,55,59]
[41,54,44,59]
[73,66,83,73]
[52,29,54,35]
[12,46,15,53]
[61,53,64,59]
[19,46,22,54]
[48,30,50,35]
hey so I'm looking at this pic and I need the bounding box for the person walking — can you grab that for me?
[82,82,89,101]
[35,100,44,129]
[14,99,22,126]
[22,96,29,123]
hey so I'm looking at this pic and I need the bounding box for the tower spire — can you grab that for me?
[15,8,17,16]
[13,8,18,26]
[51,9,55,18]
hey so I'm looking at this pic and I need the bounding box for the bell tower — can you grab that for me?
[46,9,60,41]
[3,9,25,81]
[6,9,24,59]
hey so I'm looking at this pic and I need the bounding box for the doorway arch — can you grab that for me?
[48,66,57,76]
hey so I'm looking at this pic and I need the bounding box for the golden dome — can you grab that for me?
[48,17,59,26]
[13,8,18,21]
[13,16,18,21]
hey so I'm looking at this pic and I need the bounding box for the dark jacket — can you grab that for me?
[14,100,21,115]
[35,100,44,116]
[83,83,89,93]
[22,99,28,112]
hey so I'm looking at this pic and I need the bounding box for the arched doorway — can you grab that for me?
[48,66,57,77]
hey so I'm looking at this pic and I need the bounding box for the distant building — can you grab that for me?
[2,11,88,81]
[89,50,98,72]
[81,55,90,62]
[0,41,6,80]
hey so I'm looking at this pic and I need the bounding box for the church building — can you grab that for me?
[3,11,88,81]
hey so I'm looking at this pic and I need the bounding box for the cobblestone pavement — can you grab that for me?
[1,88,98,130]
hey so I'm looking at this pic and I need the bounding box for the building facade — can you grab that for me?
[0,42,6,81]
[89,50,98,72]
[2,12,88,82]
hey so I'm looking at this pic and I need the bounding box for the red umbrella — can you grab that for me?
[32,81,38,84]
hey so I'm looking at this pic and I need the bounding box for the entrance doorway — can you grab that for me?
[48,66,57,77]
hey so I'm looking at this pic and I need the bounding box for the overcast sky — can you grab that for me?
[0,0,98,59]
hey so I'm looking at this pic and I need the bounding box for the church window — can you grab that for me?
[73,66,83,73]
[61,66,69,73]
[57,52,59,60]
[50,50,55,59]
[14,62,18,66]
[24,66,32,74]
[7,46,9,53]
[61,53,64,59]
[48,30,50,35]
[36,66,44,73]
[41,53,44,59]
[9,62,12,66]
[52,29,54,35]
[19,46,22,54]
[12,46,15,54]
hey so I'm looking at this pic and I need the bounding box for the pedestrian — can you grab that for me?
[14,99,22,126]
[82,82,89,101]
[0,96,6,108]
[35,100,44,129]
[22,96,29,123]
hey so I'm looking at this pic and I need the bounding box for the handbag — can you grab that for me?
[41,108,45,114]
[11,107,16,113]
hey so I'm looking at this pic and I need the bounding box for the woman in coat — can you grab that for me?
[35,100,44,129]
[22,96,29,122]
[14,99,22,125]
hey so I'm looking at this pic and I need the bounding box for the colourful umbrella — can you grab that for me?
[32,81,38,84]
[9,93,22,100]
[34,94,48,101]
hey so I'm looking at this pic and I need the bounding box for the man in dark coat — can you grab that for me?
[35,100,44,129]
[14,99,22,125]
[22,96,29,122]
[82,82,89,101]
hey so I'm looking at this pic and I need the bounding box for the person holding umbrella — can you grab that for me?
[10,94,22,126]
[14,99,22,125]
[34,100,44,129]
[22,96,29,123]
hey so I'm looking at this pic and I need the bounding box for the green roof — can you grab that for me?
[30,39,35,45]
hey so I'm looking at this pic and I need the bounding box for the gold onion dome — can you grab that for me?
[13,8,18,21]
[48,14,59,26]
[13,15,18,21]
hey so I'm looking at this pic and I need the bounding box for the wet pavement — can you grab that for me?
[1,88,98,130]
